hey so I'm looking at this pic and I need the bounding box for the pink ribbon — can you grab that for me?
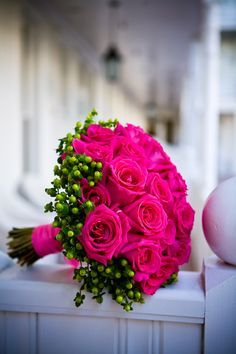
[32,224,62,257]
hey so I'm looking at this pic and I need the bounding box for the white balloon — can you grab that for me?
[202,176,236,266]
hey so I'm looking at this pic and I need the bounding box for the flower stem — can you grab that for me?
[7,227,40,266]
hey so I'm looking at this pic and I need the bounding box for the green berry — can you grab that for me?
[72,184,79,191]
[82,165,89,173]
[76,242,83,250]
[73,170,81,178]
[126,282,133,290]
[79,268,86,277]
[116,295,123,304]
[69,195,77,203]
[134,291,141,300]
[96,162,102,170]
[115,272,121,279]
[56,233,63,241]
[76,223,83,230]
[128,290,134,299]
[124,304,131,312]
[96,297,103,304]
[97,265,105,272]
[120,258,128,267]
[67,230,74,237]
[105,267,112,274]
[72,207,79,214]
[85,156,92,163]
[91,287,99,295]
[53,178,61,188]
[56,203,63,211]
[66,251,74,260]
[127,270,135,278]
[115,288,121,295]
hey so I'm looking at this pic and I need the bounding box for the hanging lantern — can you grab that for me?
[103,45,122,82]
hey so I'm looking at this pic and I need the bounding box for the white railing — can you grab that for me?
[0,254,235,354]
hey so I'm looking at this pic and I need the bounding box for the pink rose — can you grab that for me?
[82,124,115,144]
[174,200,195,235]
[160,168,187,197]
[105,158,147,206]
[145,173,173,209]
[72,139,112,162]
[123,195,167,236]
[120,236,161,282]
[163,220,176,245]
[80,205,130,265]
[80,179,111,206]
[112,136,146,164]
[140,257,179,295]
[166,240,191,265]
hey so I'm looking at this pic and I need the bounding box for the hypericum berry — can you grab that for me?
[127,270,135,278]
[69,195,77,203]
[127,290,134,299]
[97,265,105,272]
[79,268,86,277]
[73,170,81,178]
[67,230,74,237]
[66,251,75,260]
[76,242,83,250]
[82,165,89,173]
[72,184,79,191]
[115,272,121,279]
[53,178,61,188]
[124,304,131,312]
[85,156,92,163]
[56,203,63,212]
[120,258,128,267]
[62,168,68,175]
[134,291,141,300]
[105,267,112,274]
[85,200,93,209]
[76,223,83,230]
[72,207,79,214]
[96,297,103,304]
[126,282,133,290]
[56,232,63,241]
[91,287,99,295]
[96,162,102,170]
[116,296,123,304]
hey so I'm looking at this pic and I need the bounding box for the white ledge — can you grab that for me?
[0,263,204,323]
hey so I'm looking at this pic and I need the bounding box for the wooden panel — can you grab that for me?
[162,322,202,354]
[126,319,153,354]
[38,314,118,354]
[5,312,37,354]
[152,321,161,354]
[0,312,6,351]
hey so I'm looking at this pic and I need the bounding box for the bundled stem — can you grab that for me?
[7,227,40,266]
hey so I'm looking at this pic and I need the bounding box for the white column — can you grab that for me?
[0,0,22,191]
[202,0,221,197]
[204,255,236,354]
[35,24,56,183]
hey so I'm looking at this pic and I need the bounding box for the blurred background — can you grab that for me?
[0,0,236,270]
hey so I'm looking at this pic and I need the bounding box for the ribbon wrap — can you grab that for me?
[32,224,62,257]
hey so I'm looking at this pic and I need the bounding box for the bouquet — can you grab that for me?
[8,110,194,311]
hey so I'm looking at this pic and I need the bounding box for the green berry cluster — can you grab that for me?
[74,257,144,311]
